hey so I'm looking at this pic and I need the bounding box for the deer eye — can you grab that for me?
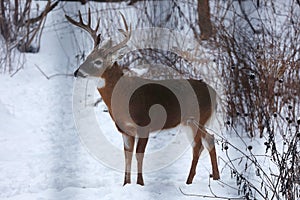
[94,60,102,66]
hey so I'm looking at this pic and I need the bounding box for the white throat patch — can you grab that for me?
[97,77,106,89]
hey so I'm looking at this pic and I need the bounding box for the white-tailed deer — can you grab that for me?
[66,9,220,186]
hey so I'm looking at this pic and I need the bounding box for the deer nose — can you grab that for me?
[74,68,87,78]
[74,68,79,77]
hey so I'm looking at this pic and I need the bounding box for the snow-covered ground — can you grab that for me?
[0,3,274,200]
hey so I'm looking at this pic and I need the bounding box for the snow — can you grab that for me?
[0,2,278,200]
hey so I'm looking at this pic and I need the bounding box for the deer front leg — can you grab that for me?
[186,130,204,184]
[122,134,135,185]
[136,137,149,186]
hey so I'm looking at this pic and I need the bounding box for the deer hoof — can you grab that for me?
[123,179,131,186]
[137,175,144,186]
[137,181,144,186]
[210,173,220,180]
[186,178,193,184]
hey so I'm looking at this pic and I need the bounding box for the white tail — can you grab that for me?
[66,10,220,186]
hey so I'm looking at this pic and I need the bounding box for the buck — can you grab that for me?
[66,10,220,186]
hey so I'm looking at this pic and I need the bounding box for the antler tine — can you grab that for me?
[87,8,91,27]
[95,17,100,34]
[78,10,83,24]
[103,13,131,57]
[65,8,101,48]
[119,12,128,32]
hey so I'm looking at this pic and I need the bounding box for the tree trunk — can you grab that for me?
[197,0,213,40]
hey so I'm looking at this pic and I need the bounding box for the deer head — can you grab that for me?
[65,8,131,78]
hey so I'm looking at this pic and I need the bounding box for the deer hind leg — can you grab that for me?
[122,134,135,185]
[186,129,204,184]
[202,129,220,180]
[136,136,149,185]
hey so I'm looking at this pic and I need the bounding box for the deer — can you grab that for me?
[66,9,220,186]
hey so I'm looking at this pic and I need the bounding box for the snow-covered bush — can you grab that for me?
[0,0,58,73]
[211,0,300,199]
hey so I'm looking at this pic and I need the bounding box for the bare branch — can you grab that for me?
[25,1,58,24]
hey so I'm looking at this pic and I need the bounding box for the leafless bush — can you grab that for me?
[0,0,58,73]
[219,118,299,199]
[210,0,300,199]
[212,0,299,138]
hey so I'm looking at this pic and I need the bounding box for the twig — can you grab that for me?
[217,179,240,191]
[25,1,59,24]
[208,175,219,198]
[94,98,103,107]
[237,0,261,34]
[10,67,23,77]
[35,64,73,79]
[179,187,245,199]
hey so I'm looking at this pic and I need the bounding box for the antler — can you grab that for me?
[66,10,131,57]
[65,8,101,48]
[102,12,131,57]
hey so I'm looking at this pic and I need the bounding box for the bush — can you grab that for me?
[0,0,58,73]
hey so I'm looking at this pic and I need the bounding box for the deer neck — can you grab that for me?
[97,62,124,109]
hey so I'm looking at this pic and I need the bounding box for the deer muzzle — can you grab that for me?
[74,68,87,78]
